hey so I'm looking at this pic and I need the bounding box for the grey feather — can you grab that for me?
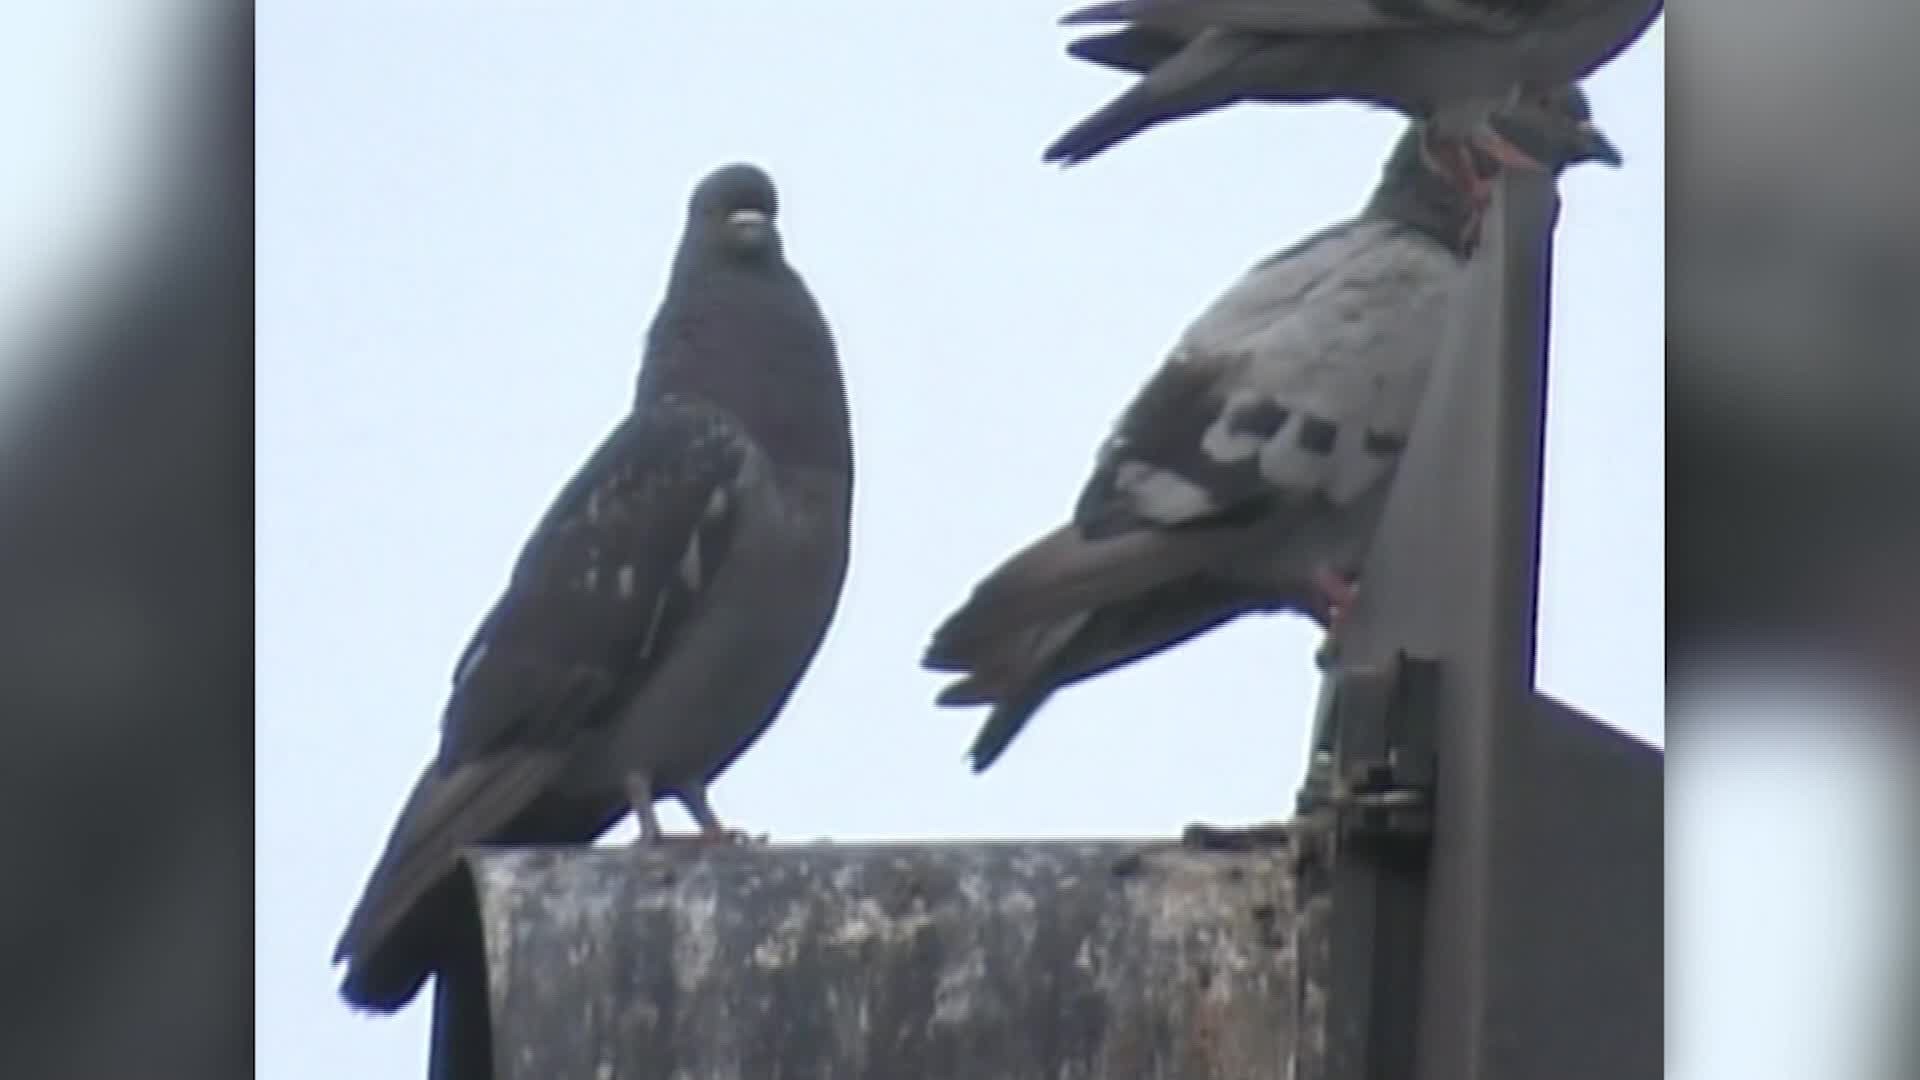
[336,162,853,1013]
[1044,0,1659,164]
[929,94,1612,769]
[941,576,1275,772]
[1064,0,1532,35]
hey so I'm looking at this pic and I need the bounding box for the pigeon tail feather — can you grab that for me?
[1066,28,1184,74]
[950,583,1241,771]
[1061,0,1505,34]
[937,671,998,708]
[334,750,567,1011]
[938,578,1271,710]
[925,524,1236,670]
[1062,0,1138,25]
[1045,84,1192,164]
[966,680,1060,773]
[1043,31,1262,165]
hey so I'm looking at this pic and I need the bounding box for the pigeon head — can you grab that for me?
[1480,84,1623,174]
[683,162,784,264]
[1370,82,1621,254]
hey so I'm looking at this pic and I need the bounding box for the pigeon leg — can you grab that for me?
[1311,566,1359,669]
[678,786,755,846]
[625,773,664,844]
[1312,566,1358,613]
[1314,636,1342,671]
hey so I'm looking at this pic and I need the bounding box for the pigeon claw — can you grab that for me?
[703,827,766,847]
[1311,566,1358,613]
[633,828,765,848]
[1181,821,1294,852]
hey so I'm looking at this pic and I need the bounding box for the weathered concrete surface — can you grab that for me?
[465,840,1312,1080]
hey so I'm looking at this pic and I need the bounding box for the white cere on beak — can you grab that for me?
[728,208,770,229]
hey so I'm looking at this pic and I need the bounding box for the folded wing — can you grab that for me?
[335,391,752,1010]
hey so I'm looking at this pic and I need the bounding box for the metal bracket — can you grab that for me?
[1289,652,1443,1080]
[1293,653,1439,876]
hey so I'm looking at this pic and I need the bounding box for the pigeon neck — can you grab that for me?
[642,265,853,478]
[1363,134,1482,258]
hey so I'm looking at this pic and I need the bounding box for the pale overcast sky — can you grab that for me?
[256,6,1666,1078]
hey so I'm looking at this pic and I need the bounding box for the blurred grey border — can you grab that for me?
[0,3,250,1078]
[1670,0,1920,665]
[1671,2,1919,1078]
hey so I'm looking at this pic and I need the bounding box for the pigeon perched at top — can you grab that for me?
[927,87,1616,772]
[1043,0,1661,166]
[334,162,854,1014]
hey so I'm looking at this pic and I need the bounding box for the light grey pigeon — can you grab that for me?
[334,162,853,1013]
[1043,0,1661,166]
[927,87,1616,772]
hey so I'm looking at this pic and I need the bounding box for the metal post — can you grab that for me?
[1302,166,1660,1080]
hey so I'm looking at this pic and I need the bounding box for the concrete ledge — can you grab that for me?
[459,839,1313,1080]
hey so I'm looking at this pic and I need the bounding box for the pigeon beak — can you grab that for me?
[1479,115,1623,173]
[1574,122,1624,168]
[728,208,773,245]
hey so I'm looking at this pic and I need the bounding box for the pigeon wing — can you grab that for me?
[927,222,1446,668]
[333,392,752,1007]
[436,392,753,766]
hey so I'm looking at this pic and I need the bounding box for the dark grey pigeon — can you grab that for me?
[927,88,1615,772]
[334,162,853,1014]
[1043,0,1660,166]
